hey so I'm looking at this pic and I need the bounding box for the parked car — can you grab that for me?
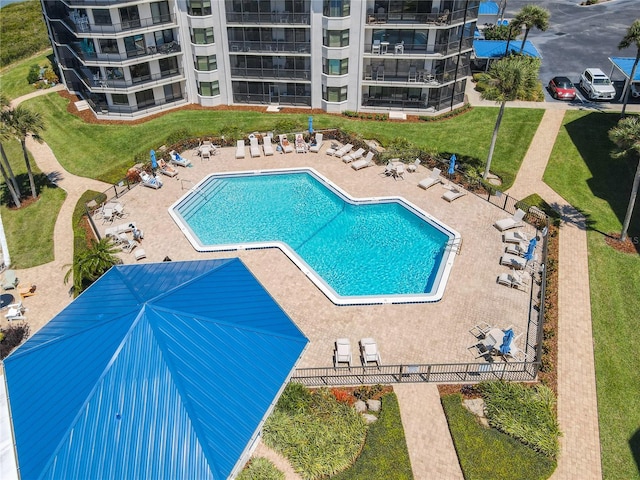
[631,83,640,98]
[579,68,616,101]
[548,76,577,100]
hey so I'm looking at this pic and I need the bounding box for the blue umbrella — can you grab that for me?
[499,328,514,355]
[524,236,538,261]
[150,149,157,170]
[308,116,314,134]
[448,154,456,176]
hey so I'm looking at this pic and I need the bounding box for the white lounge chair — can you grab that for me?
[500,253,527,270]
[122,239,138,253]
[158,159,178,177]
[334,338,352,367]
[249,136,261,158]
[442,187,467,202]
[334,143,353,158]
[2,270,18,291]
[263,135,274,156]
[236,139,246,159]
[105,222,136,237]
[360,338,381,365]
[351,151,375,170]
[497,271,529,291]
[342,147,365,163]
[279,134,293,153]
[495,209,526,232]
[295,133,308,153]
[407,158,421,173]
[5,302,26,321]
[134,248,147,261]
[309,133,323,153]
[169,150,191,167]
[140,171,163,189]
[503,230,528,244]
[418,168,442,190]
[504,241,527,256]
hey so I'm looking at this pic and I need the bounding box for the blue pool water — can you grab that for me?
[171,170,458,303]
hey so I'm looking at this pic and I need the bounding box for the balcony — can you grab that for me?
[365,38,474,57]
[67,41,181,64]
[365,6,478,26]
[230,67,309,81]
[90,94,187,117]
[229,41,310,54]
[226,12,310,25]
[85,68,184,91]
[232,92,311,106]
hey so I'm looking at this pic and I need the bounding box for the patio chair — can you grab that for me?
[134,248,147,261]
[497,271,529,291]
[236,139,246,159]
[169,150,191,167]
[503,230,528,244]
[334,338,353,367]
[334,143,353,158]
[200,146,212,160]
[351,151,375,170]
[393,163,405,180]
[504,241,527,256]
[140,171,163,189]
[158,159,178,177]
[105,222,136,238]
[418,168,442,190]
[279,134,293,154]
[249,136,261,158]
[263,135,275,156]
[342,147,365,163]
[500,253,527,270]
[407,158,421,172]
[295,133,308,153]
[442,187,467,202]
[2,270,18,291]
[5,302,26,321]
[495,209,526,232]
[360,338,381,365]
[19,284,37,298]
[372,39,381,54]
[470,322,492,338]
[309,133,323,153]
[122,239,138,254]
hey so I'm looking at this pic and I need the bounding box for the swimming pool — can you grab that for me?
[169,169,460,305]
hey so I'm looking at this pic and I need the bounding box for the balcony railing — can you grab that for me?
[365,6,478,26]
[229,41,310,54]
[67,41,181,64]
[86,68,184,90]
[233,93,311,106]
[226,12,310,25]
[365,38,474,57]
[230,67,310,81]
[47,8,176,35]
[90,94,187,116]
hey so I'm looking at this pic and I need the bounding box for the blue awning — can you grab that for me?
[609,57,640,82]
[479,1,500,15]
[473,40,542,59]
[4,258,308,480]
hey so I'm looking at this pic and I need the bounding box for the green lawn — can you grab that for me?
[0,0,49,68]
[22,93,542,188]
[0,49,54,101]
[544,110,640,480]
[0,138,65,268]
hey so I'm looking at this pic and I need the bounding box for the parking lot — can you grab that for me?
[503,0,640,105]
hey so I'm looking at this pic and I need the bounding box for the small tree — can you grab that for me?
[512,5,550,54]
[617,19,640,118]
[608,116,640,242]
[26,64,40,84]
[64,237,121,294]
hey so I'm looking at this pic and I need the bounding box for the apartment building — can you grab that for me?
[40,0,479,119]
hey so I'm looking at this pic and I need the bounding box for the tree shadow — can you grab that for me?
[1,172,60,207]
[630,428,640,477]
[563,111,640,241]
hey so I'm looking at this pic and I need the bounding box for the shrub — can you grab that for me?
[275,382,313,415]
[342,110,358,118]
[165,128,191,146]
[273,118,303,135]
[27,64,40,84]
[331,388,355,405]
[237,457,284,480]
[0,322,30,359]
[353,384,384,402]
[480,382,561,458]
[43,68,59,84]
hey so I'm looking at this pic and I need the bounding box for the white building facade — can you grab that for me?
[41,0,480,119]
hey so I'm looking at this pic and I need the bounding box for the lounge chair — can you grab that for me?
[200,146,212,160]
[495,209,526,232]
[503,230,528,244]
[360,338,381,365]
[334,338,352,367]
[169,150,191,167]
[134,248,147,261]
[295,133,308,153]
[500,253,527,270]
[342,147,365,163]
[249,136,261,158]
[236,139,246,159]
[351,151,375,170]
[158,159,178,177]
[279,134,293,154]
[19,284,37,298]
[334,143,353,158]
[407,158,421,173]
[418,168,442,190]
[122,239,138,253]
[442,187,467,202]
[140,171,163,189]
[5,302,26,321]
[2,270,18,291]
[497,271,529,291]
[309,133,323,153]
[263,135,274,156]
[505,241,527,256]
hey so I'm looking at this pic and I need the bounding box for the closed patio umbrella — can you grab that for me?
[150,149,157,171]
[448,154,456,176]
[308,116,314,134]
[524,236,537,262]
[499,328,514,355]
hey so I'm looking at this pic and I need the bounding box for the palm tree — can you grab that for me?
[64,237,121,294]
[618,19,640,118]
[0,94,21,207]
[481,56,539,180]
[512,5,550,54]
[2,105,45,199]
[609,116,640,242]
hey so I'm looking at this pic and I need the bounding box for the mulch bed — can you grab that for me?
[604,232,639,255]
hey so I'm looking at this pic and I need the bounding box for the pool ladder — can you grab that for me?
[447,238,463,255]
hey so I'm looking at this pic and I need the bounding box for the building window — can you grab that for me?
[164,82,182,101]
[194,55,217,71]
[159,57,179,75]
[130,62,151,83]
[150,1,170,24]
[323,30,349,47]
[119,6,140,29]
[323,0,350,17]
[188,0,212,16]
[111,94,129,105]
[154,29,175,45]
[323,58,348,75]
[124,34,146,57]
[135,89,155,108]
[92,9,112,25]
[198,81,220,96]
[99,38,119,54]
[191,27,214,45]
[323,86,347,102]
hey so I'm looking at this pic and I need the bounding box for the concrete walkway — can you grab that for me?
[5,86,606,479]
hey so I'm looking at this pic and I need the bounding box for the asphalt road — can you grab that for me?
[503,0,640,104]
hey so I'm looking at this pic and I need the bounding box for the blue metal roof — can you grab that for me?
[609,57,640,82]
[3,259,308,480]
[479,1,499,15]
[473,40,541,59]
